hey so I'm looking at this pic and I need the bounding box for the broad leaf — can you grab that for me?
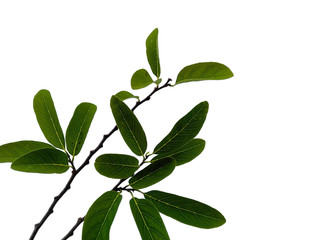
[11,148,69,173]
[175,62,233,85]
[130,197,170,240]
[115,91,139,101]
[131,69,154,90]
[33,89,65,149]
[110,95,147,156]
[0,141,53,163]
[82,191,122,240]
[95,154,139,179]
[66,102,97,157]
[129,158,175,189]
[146,28,161,78]
[153,101,208,155]
[144,191,226,229]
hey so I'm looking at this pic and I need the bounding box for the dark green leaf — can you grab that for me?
[153,102,209,155]
[66,102,97,157]
[33,89,65,149]
[11,148,69,173]
[129,158,175,189]
[130,197,170,240]
[144,191,226,229]
[175,62,233,85]
[95,154,139,179]
[82,191,122,240]
[146,28,161,78]
[131,69,154,90]
[115,91,139,101]
[110,95,147,156]
[0,141,54,163]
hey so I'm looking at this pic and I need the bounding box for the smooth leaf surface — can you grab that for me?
[110,95,147,156]
[129,158,175,189]
[153,102,208,155]
[144,191,226,229]
[0,141,54,163]
[131,69,154,90]
[130,197,170,240]
[82,191,122,240]
[33,89,65,149]
[115,91,139,101]
[146,28,161,78]
[95,154,139,179]
[11,148,69,173]
[66,102,97,156]
[175,62,233,85]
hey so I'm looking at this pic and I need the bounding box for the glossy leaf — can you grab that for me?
[110,95,147,156]
[11,148,69,173]
[144,191,226,229]
[175,62,233,85]
[0,141,54,163]
[82,191,122,240]
[130,197,170,240]
[153,101,208,155]
[33,89,65,149]
[66,102,97,156]
[115,91,139,101]
[95,154,139,179]
[131,69,154,90]
[146,28,161,78]
[129,158,175,189]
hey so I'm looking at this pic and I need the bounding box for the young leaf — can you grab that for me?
[130,197,170,240]
[66,102,97,157]
[115,91,139,101]
[144,191,226,229]
[95,154,139,179]
[82,191,122,240]
[153,101,209,155]
[33,89,65,150]
[110,95,147,156]
[151,138,205,166]
[175,62,233,85]
[129,157,175,189]
[146,28,161,78]
[131,69,154,90]
[11,148,69,174]
[0,141,54,163]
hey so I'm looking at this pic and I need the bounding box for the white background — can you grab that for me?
[1,0,320,239]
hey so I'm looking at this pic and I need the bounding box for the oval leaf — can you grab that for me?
[66,102,97,157]
[144,191,226,229]
[11,148,69,174]
[82,191,122,240]
[131,69,154,90]
[95,154,139,179]
[110,95,147,156]
[130,197,170,240]
[146,28,161,78]
[33,89,65,149]
[115,91,139,101]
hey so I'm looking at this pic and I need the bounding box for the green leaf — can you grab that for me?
[175,62,233,85]
[146,28,161,78]
[82,191,122,240]
[153,101,209,155]
[110,95,147,156]
[129,158,175,189]
[152,138,205,166]
[130,197,170,240]
[11,148,69,173]
[144,191,226,229]
[33,89,65,150]
[95,154,139,179]
[131,69,154,90]
[66,102,97,157]
[115,91,139,101]
[0,141,54,163]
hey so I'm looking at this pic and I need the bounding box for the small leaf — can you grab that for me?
[0,141,54,163]
[131,69,154,90]
[115,91,139,101]
[110,95,147,156]
[82,191,122,240]
[154,78,162,86]
[175,62,233,85]
[130,197,170,240]
[11,148,69,174]
[66,102,97,157]
[153,101,209,155]
[129,158,175,189]
[33,89,65,150]
[146,28,161,78]
[144,191,226,229]
[95,154,139,179]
